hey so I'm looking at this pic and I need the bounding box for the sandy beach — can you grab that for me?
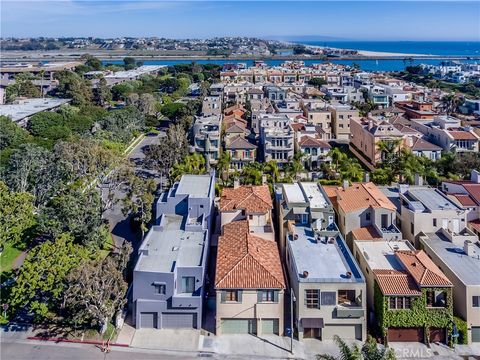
[302,43,431,57]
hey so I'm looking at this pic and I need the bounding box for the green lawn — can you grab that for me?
[0,243,22,274]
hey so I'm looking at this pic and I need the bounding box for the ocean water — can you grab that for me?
[298,41,480,57]
[105,58,479,72]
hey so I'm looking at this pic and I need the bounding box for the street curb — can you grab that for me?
[27,336,130,347]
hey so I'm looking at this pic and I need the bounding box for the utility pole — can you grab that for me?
[290,288,296,354]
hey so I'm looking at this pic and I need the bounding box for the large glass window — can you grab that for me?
[338,290,356,305]
[321,291,336,306]
[226,290,239,302]
[181,276,195,293]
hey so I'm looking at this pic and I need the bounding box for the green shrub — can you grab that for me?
[453,316,468,345]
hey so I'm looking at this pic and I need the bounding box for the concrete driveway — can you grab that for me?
[130,328,201,352]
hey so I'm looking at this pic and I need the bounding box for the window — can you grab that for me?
[153,283,166,295]
[226,290,239,302]
[366,212,371,221]
[433,219,437,227]
[261,290,276,302]
[249,214,253,220]
[427,290,447,307]
[338,290,356,305]
[473,296,480,308]
[410,223,414,234]
[321,292,336,306]
[305,289,320,308]
[389,296,413,310]
[181,276,195,293]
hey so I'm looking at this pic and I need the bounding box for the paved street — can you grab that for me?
[102,132,166,250]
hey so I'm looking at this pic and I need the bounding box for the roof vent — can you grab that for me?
[172,246,179,251]
[346,271,352,278]
[303,270,309,278]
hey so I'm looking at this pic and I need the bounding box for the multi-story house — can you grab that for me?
[349,117,406,169]
[192,115,221,165]
[353,240,453,344]
[202,96,222,116]
[442,171,480,236]
[132,174,215,329]
[258,114,294,168]
[328,104,359,140]
[324,182,401,248]
[275,182,367,341]
[302,105,333,138]
[418,228,480,343]
[265,85,286,101]
[410,116,480,153]
[215,220,285,336]
[224,136,257,170]
[395,101,437,120]
[297,136,331,171]
[396,186,468,246]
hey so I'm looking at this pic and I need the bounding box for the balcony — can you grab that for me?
[172,293,202,309]
[335,305,364,318]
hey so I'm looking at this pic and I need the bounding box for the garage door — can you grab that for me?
[429,327,446,343]
[140,312,157,328]
[221,319,257,335]
[262,319,279,335]
[388,327,424,342]
[322,324,361,340]
[162,313,197,328]
[472,327,480,343]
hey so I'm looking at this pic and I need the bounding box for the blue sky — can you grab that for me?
[2,1,479,41]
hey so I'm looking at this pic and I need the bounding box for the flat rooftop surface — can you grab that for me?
[423,232,480,286]
[0,98,71,122]
[380,186,401,213]
[299,182,328,209]
[407,188,460,211]
[355,240,413,270]
[136,214,206,272]
[105,65,166,79]
[283,183,306,205]
[176,174,212,198]
[288,224,363,283]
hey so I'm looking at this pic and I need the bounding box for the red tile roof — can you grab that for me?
[220,185,272,214]
[373,269,422,296]
[395,250,452,287]
[323,182,397,213]
[451,194,477,207]
[411,137,442,151]
[351,226,382,240]
[215,221,285,289]
[469,219,480,233]
[298,136,331,149]
[449,131,478,140]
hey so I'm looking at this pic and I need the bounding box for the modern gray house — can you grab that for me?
[132,173,215,329]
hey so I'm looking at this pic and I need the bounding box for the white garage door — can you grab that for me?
[222,319,257,334]
[472,327,480,343]
[162,313,197,328]
[262,319,279,335]
[322,324,362,340]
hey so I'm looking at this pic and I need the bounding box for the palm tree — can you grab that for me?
[377,139,402,167]
[440,94,462,115]
[240,162,263,185]
[339,159,364,182]
[328,147,347,173]
[316,335,361,360]
[286,152,305,181]
[216,151,232,186]
[263,160,280,183]
[317,335,396,360]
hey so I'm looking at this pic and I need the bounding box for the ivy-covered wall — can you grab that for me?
[374,282,453,345]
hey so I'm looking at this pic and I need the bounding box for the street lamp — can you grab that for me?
[290,288,296,354]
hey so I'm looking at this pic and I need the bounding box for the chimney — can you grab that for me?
[343,180,349,190]
[363,172,370,183]
[471,170,480,184]
[414,173,423,186]
[233,178,240,189]
[262,174,267,185]
[464,240,474,256]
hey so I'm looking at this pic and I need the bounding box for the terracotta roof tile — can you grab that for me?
[449,131,478,140]
[451,194,477,207]
[220,185,272,214]
[351,226,382,240]
[323,182,396,213]
[225,136,257,150]
[468,219,480,233]
[411,137,442,151]
[298,136,331,148]
[373,269,422,296]
[215,221,285,289]
[395,250,452,287]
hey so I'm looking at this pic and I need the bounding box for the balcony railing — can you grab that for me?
[335,304,364,318]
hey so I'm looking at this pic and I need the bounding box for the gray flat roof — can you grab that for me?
[136,214,206,273]
[354,240,414,270]
[283,183,306,205]
[422,233,480,286]
[176,174,212,198]
[379,186,401,213]
[288,224,364,283]
[105,65,166,79]
[299,182,328,209]
[0,98,71,123]
[407,188,461,211]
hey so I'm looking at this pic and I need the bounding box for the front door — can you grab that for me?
[304,328,321,339]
